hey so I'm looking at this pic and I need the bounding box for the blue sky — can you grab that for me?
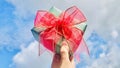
[0,0,19,68]
[0,0,120,68]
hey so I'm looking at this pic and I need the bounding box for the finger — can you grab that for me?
[60,41,69,61]
[52,54,60,63]
[70,56,74,63]
[51,54,60,68]
[71,58,75,68]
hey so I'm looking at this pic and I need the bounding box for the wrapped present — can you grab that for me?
[31,6,88,59]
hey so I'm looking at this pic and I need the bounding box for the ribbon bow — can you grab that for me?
[32,6,88,56]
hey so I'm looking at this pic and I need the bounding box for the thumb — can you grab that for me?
[60,41,69,61]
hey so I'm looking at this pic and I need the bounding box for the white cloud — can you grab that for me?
[111,30,118,39]
[7,0,120,41]
[75,32,120,68]
[5,0,120,68]
[11,41,53,68]
[11,33,120,68]
[87,44,120,68]
[84,38,120,68]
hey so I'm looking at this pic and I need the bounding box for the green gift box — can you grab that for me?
[31,6,87,54]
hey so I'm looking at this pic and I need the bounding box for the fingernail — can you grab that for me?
[69,55,73,61]
[69,51,73,61]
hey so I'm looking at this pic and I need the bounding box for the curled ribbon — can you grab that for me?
[33,6,88,56]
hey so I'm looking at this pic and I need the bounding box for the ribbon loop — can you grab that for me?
[62,6,87,25]
[34,11,57,28]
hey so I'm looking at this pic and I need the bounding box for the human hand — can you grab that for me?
[51,41,75,68]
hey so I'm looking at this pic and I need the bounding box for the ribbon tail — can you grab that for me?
[74,38,89,62]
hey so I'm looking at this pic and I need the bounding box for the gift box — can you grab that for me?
[31,6,88,57]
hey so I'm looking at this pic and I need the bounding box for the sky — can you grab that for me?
[0,0,120,68]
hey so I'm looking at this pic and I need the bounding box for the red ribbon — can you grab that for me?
[34,6,87,53]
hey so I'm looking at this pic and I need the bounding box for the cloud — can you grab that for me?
[87,43,120,68]
[11,41,53,68]
[0,0,34,50]
[11,32,120,68]
[76,31,120,68]
[6,0,120,41]
[0,18,34,50]
[4,0,120,68]
[111,30,118,39]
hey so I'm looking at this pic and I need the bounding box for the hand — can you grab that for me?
[51,41,75,68]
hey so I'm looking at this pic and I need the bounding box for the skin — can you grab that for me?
[51,41,75,68]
